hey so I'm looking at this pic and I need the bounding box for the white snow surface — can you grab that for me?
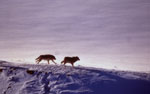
[0,61,150,94]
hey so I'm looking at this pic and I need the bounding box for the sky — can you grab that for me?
[0,0,150,72]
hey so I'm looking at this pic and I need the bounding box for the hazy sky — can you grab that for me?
[0,0,150,72]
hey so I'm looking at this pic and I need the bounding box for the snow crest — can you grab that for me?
[0,61,150,94]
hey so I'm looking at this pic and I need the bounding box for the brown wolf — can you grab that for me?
[36,54,56,64]
[61,56,80,67]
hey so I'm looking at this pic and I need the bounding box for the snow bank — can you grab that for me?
[0,61,150,94]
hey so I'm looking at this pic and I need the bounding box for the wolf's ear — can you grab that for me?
[76,56,80,60]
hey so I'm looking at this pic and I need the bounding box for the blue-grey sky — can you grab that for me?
[0,0,150,72]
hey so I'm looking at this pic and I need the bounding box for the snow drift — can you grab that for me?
[0,61,150,94]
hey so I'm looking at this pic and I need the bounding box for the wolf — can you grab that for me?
[36,54,56,64]
[61,56,80,67]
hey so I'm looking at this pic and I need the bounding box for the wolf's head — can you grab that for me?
[74,56,80,61]
[52,56,56,60]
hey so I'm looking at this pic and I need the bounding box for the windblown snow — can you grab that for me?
[0,61,150,94]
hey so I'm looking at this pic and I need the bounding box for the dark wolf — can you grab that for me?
[61,56,80,67]
[36,54,56,64]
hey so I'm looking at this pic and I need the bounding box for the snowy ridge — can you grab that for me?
[0,61,150,94]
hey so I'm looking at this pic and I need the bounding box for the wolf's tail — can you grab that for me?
[61,61,64,64]
[35,57,40,63]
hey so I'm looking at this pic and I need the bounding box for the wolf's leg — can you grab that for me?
[63,63,66,67]
[71,63,74,67]
[36,59,41,64]
[47,60,50,64]
[36,61,39,64]
[52,60,57,65]
[37,61,39,64]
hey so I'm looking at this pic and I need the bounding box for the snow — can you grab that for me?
[0,61,150,94]
[0,0,150,72]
